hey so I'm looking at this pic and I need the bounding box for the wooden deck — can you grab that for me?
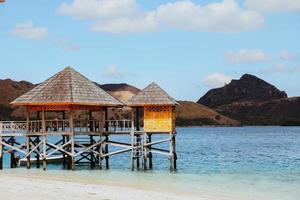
[0,120,177,171]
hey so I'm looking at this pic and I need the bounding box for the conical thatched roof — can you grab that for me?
[126,82,178,106]
[11,67,123,106]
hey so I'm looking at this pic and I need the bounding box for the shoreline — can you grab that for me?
[0,171,204,200]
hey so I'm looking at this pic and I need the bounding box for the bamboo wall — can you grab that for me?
[144,106,175,132]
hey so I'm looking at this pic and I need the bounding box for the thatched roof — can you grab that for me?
[126,82,178,106]
[11,67,123,106]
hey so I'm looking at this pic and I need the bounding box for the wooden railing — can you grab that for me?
[0,119,138,135]
[105,120,135,133]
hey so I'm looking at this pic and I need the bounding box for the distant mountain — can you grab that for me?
[0,79,34,120]
[97,83,140,102]
[0,79,239,126]
[198,74,300,125]
[198,74,287,108]
[176,101,240,126]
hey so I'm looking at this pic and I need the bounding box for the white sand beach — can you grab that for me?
[0,172,204,200]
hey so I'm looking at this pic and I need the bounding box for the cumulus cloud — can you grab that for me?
[58,0,264,34]
[102,64,122,78]
[203,73,232,88]
[54,37,80,51]
[58,0,138,20]
[11,21,48,41]
[226,49,269,64]
[245,0,300,13]
[280,50,297,61]
[262,64,300,74]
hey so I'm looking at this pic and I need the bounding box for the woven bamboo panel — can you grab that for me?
[144,106,175,133]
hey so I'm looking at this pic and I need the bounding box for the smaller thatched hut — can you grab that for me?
[126,82,178,133]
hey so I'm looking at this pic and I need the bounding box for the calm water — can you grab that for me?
[2,127,300,200]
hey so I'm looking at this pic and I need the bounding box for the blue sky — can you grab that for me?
[0,0,299,101]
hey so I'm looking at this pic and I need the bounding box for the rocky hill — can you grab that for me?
[176,101,240,126]
[0,79,34,120]
[198,74,300,125]
[98,83,140,102]
[198,74,287,108]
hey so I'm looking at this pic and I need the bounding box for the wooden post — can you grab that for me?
[98,110,103,170]
[36,136,40,168]
[36,111,40,169]
[10,137,16,168]
[62,111,66,168]
[0,122,3,170]
[143,133,147,171]
[173,134,177,171]
[136,107,140,131]
[42,110,47,171]
[148,134,153,169]
[26,110,31,169]
[69,110,75,170]
[169,133,176,172]
[130,110,135,171]
[104,107,109,169]
[136,135,140,169]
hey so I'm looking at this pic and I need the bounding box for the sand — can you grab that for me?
[0,172,203,200]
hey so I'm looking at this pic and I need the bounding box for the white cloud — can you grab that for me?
[102,64,122,78]
[54,37,80,51]
[245,0,300,13]
[58,0,264,34]
[203,73,232,88]
[280,51,297,61]
[226,49,269,64]
[58,0,138,20]
[11,21,48,41]
[262,64,300,74]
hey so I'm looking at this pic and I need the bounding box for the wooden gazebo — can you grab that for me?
[9,67,123,170]
[126,82,178,171]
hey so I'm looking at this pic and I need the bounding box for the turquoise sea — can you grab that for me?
[2,127,300,200]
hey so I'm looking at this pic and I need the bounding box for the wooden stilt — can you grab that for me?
[26,110,31,169]
[62,136,66,168]
[143,133,147,171]
[62,111,66,168]
[136,135,140,169]
[10,137,16,168]
[130,110,135,171]
[105,136,109,169]
[104,108,109,170]
[173,134,177,171]
[169,133,176,172]
[42,110,47,171]
[70,110,75,170]
[148,134,153,169]
[90,136,95,169]
[36,136,40,168]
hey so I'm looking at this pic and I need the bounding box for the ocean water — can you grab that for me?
[2,127,300,200]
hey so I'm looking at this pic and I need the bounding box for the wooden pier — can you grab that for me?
[0,67,177,171]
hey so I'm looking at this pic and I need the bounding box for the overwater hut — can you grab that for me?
[126,82,178,170]
[8,67,123,170]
